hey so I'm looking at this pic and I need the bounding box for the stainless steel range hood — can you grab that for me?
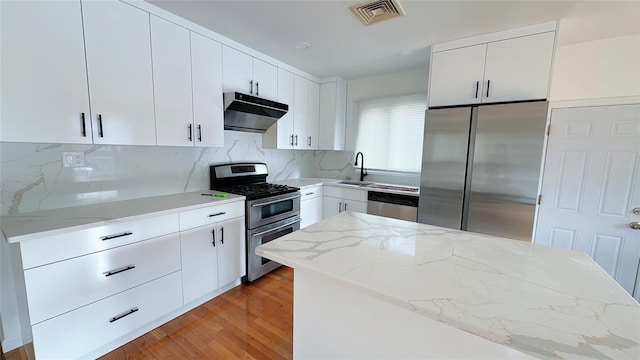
[223,92,288,133]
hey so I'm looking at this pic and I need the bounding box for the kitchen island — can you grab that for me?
[256,211,640,359]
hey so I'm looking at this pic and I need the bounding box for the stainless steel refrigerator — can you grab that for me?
[417,101,548,241]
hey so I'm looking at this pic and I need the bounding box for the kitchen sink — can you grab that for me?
[338,180,374,186]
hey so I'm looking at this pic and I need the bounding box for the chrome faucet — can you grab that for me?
[354,152,367,181]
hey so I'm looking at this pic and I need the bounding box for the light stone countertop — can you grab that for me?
[274,178,420,196]
[1,191,245,243]
[256,211,640,359]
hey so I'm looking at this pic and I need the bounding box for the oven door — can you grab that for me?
[246,215,300,282]
[247,192,301,229]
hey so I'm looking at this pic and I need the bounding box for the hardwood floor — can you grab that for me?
[4,266,293,360]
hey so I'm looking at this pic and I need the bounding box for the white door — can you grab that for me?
[221,46,253,94]
[252,59,278,101]
[1,1,91,144]
[322,196,343,219]
[344,200,367,214]
[180,224,219,304]
[307,81,320,150]
[428,44,486,107]
[535,104,640,300]
[82,1,156,145]
[151,16,194,147]
[276,69,295,148]
[216,218,246,286]
[483,32,555,103]
[191,32,224,148]
[293,75,309,149]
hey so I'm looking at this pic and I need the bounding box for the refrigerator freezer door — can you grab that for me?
[418,107,473,228]
[465,101,548,241]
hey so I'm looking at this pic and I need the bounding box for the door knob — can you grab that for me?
[630,222,640,230]
[633,208,640,215]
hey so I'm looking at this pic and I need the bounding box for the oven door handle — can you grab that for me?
[251,219,300,237]
[250,194,301,208]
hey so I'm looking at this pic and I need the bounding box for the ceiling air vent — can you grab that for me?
[350,0,405,26]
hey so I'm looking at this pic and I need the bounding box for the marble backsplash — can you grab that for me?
[0,131,355,215]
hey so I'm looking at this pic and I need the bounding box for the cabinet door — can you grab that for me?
[151,16,194,147]
[301,197,322,228]
[322,196,343,219]
[222,46,253,94]
[253,59,278,101]
[319,80,347,150]
[191,33,224,147]
[275,69,295,148]
[180,225,218,304]
[216,217,246,286]
[483,32,555,103]
[428,44,486,107]
[307,81,320,150]
[344,199,368,214]
[1,1,91,144]
[83,1,156,145]
[293,75,309,149]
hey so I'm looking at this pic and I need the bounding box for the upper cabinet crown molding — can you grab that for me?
[428,21,558,108]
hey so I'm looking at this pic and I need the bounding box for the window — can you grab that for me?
[355,94,427,173]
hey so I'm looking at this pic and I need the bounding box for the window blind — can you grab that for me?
[355,94,427,173]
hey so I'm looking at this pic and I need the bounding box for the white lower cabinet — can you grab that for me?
[180,205,246,305]
[31,271,183,360]
[322,186,368,219]
[300,186,323,228]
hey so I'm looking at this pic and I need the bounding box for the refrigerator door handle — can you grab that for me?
[461,107,478,231]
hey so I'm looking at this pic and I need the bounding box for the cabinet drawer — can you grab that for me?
[25,233,180,325]
[20,213,179,269]
[300,185,322,201]
[323,185,367,202]
[31,271,182,360]
[179,201,244,231]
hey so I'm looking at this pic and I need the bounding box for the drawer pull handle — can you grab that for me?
[101,231,133,241]
[220,227,224,244]
[109,307,139,323]
[208,212,226,217]
[104,265,135,277]
[305,192,314,196]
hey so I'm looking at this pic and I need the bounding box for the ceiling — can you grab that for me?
[148,0,640,80]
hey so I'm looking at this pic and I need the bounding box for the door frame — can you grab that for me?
[531,95,640,299]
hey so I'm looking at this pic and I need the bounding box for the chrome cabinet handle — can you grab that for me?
[308,136,311,147]
[109,307,138,323]
[294,135,298,146]
[197,124,202,142]
[104,265,135,277]
[338,202,342,213]
[212,228,216,247]
[290,134,294,146]
[630,222,640,230]
[250,80,254,94]
[344,202,348,211]
[208,212,226,217]
[220,227,224,244]
[256,81,259,96]
[101,231,133,241]
[486,80,491,98]
[474,81,479,99]
[188,124,193,141]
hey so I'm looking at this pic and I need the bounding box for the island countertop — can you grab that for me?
[256,211,640,359]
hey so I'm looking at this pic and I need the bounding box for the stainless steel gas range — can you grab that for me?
[210,163,300,282]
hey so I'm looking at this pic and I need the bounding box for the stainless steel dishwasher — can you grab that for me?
[367,191,419,222]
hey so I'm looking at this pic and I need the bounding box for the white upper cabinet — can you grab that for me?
[151,16,194,147]
[307,81,320,150]
[191,32,224,148]
[264,69,295,149]
[429,44,486,107]
[82,0,156,145]
[318,78,347,150]
[293,75,309,149]
[428,23,556,108]
[253,59,278,101]
[222,46,277,101]
[482,32,556,103]
[1,1,91,144]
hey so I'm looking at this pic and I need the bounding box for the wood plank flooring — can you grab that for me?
[4,266,293,360]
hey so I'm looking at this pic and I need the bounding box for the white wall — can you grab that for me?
[344,67,429,185]
[550,34,640,101]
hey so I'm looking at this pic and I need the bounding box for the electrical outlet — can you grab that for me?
[61,152,85,168]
